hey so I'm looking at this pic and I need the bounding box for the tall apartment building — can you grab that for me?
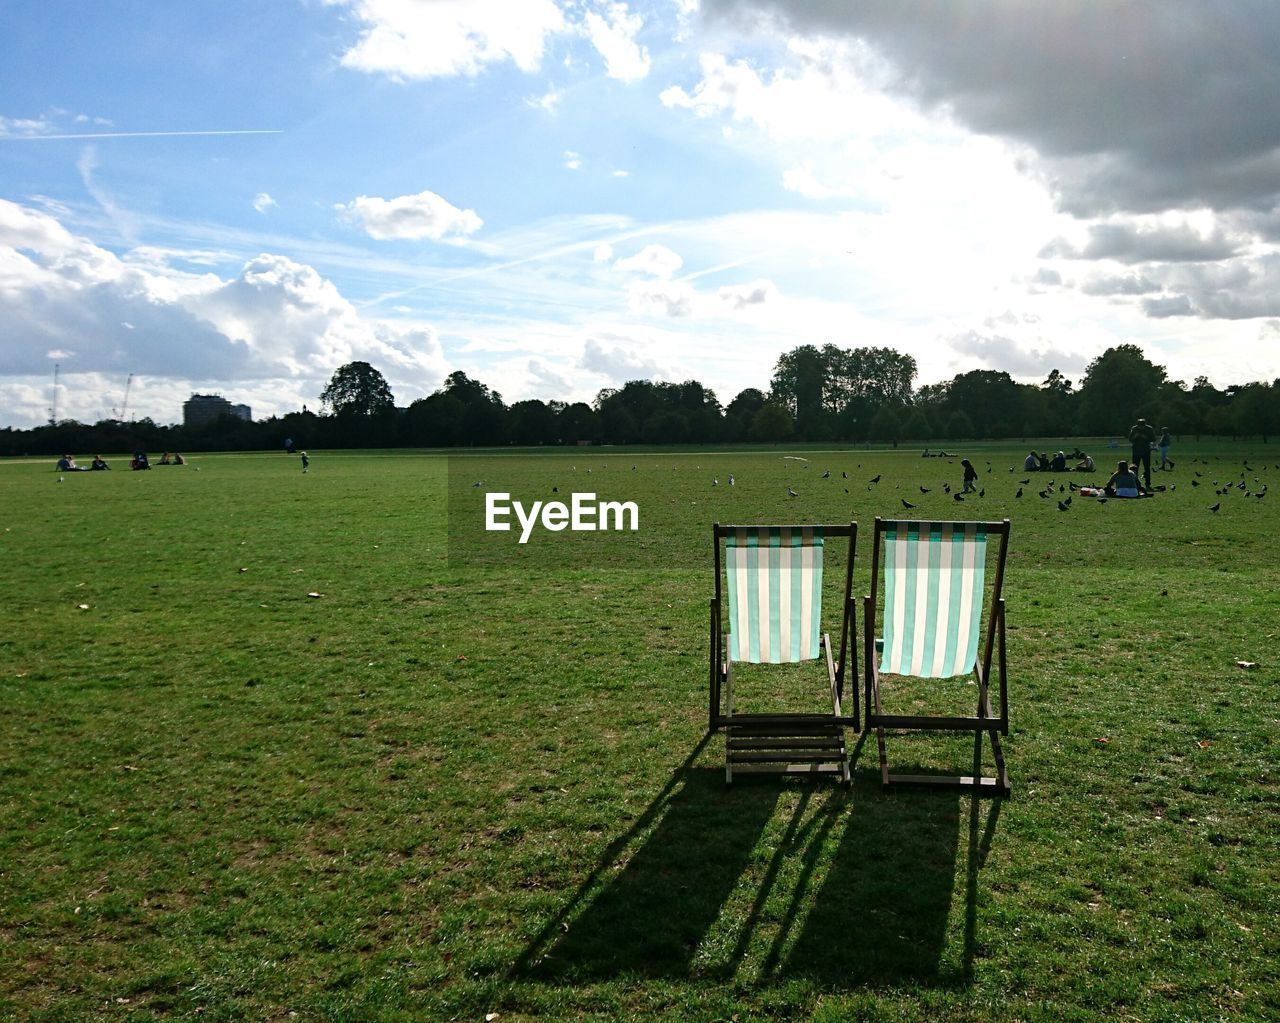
[183,394,252,428]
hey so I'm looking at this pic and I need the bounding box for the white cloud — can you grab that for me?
[330,0,566,79]
[253,192,277,213]
[628,279,696,317]
[718,278,776,309]
[0,199,448,425]
[563,150,582,170]
[613,243,682,278]
[527,87,565,113]
[338,189,483,241]
[583,2,651,81]
[581,335,669,381]
[948,330,1084,378]
[77,145,138,242]
[593,242,614,262]
[526,357,573,394]
[782,163,857,200]
[0,115,53,137]
[659,42,903,143]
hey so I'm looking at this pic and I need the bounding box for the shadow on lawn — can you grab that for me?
[775,735,1003,987]
[514,734,781,981]
[513,734,1001,988]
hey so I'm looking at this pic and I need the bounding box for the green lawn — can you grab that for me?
[2,445,1277,1021]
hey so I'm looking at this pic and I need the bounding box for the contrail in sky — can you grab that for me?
[3,130,283,141]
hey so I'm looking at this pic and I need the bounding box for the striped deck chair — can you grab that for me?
[863,518,1011,794]
[710,524,857,783]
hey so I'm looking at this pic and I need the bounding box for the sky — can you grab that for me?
[3,0,1280,428]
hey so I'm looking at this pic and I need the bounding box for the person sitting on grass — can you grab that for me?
[173,453,186,465]
[158,452,172,465]
[1074,453,1095,472]
[1104,460,1146,498]
[90,455,110,470]
[961,458,979,493]
[1050,450,1067,472]
[1023,449,1038,472]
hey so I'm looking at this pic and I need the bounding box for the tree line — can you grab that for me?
[5,342,1280,457]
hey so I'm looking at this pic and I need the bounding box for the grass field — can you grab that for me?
[2,444,1278,1022]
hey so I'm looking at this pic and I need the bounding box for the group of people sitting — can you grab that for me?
[1023,449,1094,473]
[56,452,185,471]
[55,454,106,472]
[130,451,185,468]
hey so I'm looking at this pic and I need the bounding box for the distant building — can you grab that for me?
[184,394,252,428]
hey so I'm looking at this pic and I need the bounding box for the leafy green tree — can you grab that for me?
[868,405,901,445]
[1076,345,1167,434]
[900,408,932,441]
[508,399,558,445]
[946,409,975,440]
[403,393,464,446]
[724,388,766,441]
[1232,382,1280,441]
[559,402,600,444]
[945,370,1020,438]
[438,371,507,445]
[770,344,828,438]
[749,402,794,442]
[771,344,917,440]
[320,361,395,417]
[642,410,689,444]
[1037,368,1077,436]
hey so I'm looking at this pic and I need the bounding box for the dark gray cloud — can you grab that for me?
[1142,294,1195,318]
[1040,221,1245,264]
[1169,254,1280,318]
[705,0,1280,216]
[1081,272,1162,296]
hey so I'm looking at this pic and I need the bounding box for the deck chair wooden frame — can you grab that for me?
[863,517,1011,795]
[710,523,857,783]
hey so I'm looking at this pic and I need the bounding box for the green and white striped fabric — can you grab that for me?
[725,527,824,664]
[879,521,986,679]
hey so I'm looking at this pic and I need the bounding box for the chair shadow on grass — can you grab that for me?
[513,733,1001,989]
[513,734,782,981]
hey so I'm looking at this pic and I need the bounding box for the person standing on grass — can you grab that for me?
[1158,427,1173,470]
[961,458,979,493]
[301,451,310,473]
[1128,417,1156,488]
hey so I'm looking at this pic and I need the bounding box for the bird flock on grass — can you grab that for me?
[485,454,1273,519]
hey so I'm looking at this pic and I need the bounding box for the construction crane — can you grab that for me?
[48,363,58,425]
[114,373,134,421]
